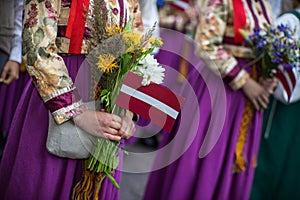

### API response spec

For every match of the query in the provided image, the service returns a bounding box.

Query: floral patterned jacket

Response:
[195,0,273,90]
[22,0,142,124]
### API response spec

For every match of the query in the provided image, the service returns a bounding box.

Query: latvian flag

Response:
[116,72,184,133]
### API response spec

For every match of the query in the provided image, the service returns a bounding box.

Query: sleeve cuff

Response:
[228,69,250,90]
[51,101,87,124]
[45,88,86,124]
[9,41,22,64]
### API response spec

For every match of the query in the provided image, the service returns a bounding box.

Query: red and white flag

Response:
[116,72,184,133]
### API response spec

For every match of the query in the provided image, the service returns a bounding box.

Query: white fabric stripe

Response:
[120,85,179,119]
[223,58,238,76]
[52,100,83,117]
[171,1,190,10]
[43,85,76,102]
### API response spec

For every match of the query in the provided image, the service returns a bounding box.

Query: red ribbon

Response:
[276,70,292,101]
[66,0,90,54]
[232,0,247,44]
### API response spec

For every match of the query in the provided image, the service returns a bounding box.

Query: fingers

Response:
[259,77,278,94]
[110,119,122,130]
[98,113,121,134]
[252,91,269,111]
[268,79,278,94]
[118,117,136,139]
[94,111,136,140]
[0,67,8,83]
[256,97,267,110]
[248,91,269,111]
[103,133,122,141]
[105,113,136,139]
[258,92,269,109]
[251,98,260,111]
[119,125,135,139]
[0,62,19,85]
[3,72,19,85]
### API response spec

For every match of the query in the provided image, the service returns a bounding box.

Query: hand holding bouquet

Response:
[240,24,300,78]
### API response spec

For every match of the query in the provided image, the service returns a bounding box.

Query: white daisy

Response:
[136,54,165,86]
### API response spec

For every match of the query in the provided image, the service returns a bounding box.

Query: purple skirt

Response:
[0,55,122,200]
[0,71,30,133]
[143,52,263,199]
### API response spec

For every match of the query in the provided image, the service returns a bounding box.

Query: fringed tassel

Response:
[233,99,253,172]
[177,38,190,83]
[178,57,188,83]
[92,173,104,200]
[72,160,104,200]
[233,64,258,173]
[252,154,257,168]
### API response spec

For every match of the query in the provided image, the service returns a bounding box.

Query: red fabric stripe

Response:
[123,72,184,111]
[276,70,291,101]
[223,36,236,45]
[232,0,247,44]
[287,69,296,88]
[116,92,175,133]
[45,90,81,113]
[65,0,77,38]
[223,64,241,84]
[68,0,90,54]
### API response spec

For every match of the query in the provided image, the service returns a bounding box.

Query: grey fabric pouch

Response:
[46,101,98,159]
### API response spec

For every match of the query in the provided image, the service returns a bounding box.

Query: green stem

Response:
[243,53,264,69]
[105,171,120,189]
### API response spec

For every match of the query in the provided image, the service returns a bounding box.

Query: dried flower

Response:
[97,54,118,73]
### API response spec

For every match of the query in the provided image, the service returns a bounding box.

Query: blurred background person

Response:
[144,0,277,199]
[250,0,300,199]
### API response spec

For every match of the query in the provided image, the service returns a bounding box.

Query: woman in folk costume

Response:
[251,1,300,199]
[144,0,276,199]
[0,0,141,199]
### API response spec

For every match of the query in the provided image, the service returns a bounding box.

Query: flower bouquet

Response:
[240,24,300,78]
[72,1,164,199]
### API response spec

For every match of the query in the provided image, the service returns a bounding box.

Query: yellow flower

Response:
[124,32,141,52]
[97,54,118,73]
[149,37,163,47]
[157,38,163,46]
[106,25,123,36]
[149,37,156,44]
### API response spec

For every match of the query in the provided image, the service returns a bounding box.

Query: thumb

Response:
[0,66,8,82]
